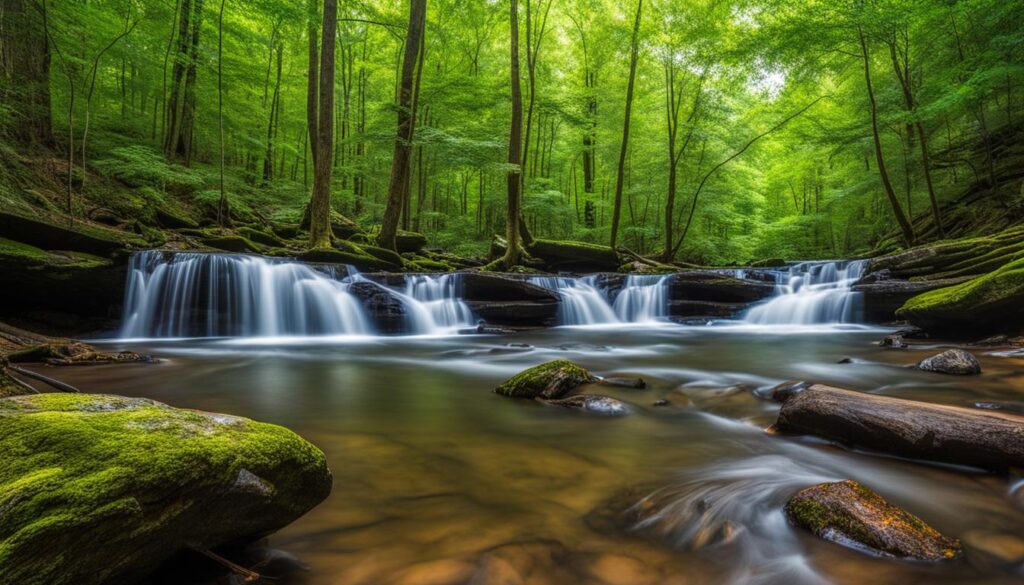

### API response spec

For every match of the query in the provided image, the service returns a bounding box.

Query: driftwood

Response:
[7,365,82,394]
[773,384,1024,472]
[187,546,262,583]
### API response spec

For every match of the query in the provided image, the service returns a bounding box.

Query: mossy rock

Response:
[527,238,621,272]
[0,393,332,585]
[786,480,961,561]
[359,244,404,268]
[296,247,397,272]
[271,223,301,240]
[395,230,427,253]
[0,210,146,257]
[154,207,198,230]
[896,255,1024,335]
[0,238,112,271]
[237,227,287,248]
[494,359,597,399]
[201,235,262,254]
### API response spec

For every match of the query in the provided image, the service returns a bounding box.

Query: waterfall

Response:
[120,251,372,338]
[530,276,620,325]
[742,260,867,325]
[399,273,477,334]
[612,275,671,322]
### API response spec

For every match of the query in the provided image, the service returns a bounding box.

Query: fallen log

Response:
[7,365,81,394]
[772,384,1024,473]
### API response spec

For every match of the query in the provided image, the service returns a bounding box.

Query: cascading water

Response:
[612,274,672,322]
[120,251,372,338]
[742,260,867,325]
[529,276,621,325]
[398,273,476,334]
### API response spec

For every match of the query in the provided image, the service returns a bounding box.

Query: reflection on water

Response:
[55,325,1024,584]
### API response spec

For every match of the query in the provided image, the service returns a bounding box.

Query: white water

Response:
[120,251,372,338]
[399,273,477,334]
[530,276,621,325]
[742,260,867,325]
[613,274,672,322]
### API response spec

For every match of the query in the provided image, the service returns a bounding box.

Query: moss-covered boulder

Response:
[494,359,597,399]
[896,256,1024,335]
[201,235,263,254]
[237,226,287,249]
[527,238,621,272]
[0,210,146,256]
[395,230,427,253]
[297,245,400,272]
[786,480,961,561]
[0,393,332,585]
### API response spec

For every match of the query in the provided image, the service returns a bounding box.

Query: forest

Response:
[1,1,1024,584]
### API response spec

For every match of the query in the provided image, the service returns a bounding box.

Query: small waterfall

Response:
[400,273,476,334]
[742,260,867,325]
[613,275,671,322]
[120,251,372,338]
[530,276,620,325]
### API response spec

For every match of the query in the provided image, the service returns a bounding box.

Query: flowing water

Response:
[743,261,868,325]
[68,253,1024,583]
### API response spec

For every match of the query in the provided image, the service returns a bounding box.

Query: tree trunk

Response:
[501,0,524,268]
[308,0,338,249]
[378,0,427,251]
[263,43,282,183]
[860,28,914,245]
[306,0,319,167]
[609,0,642,249]
[164,0,192,157]
[1,0,52,146]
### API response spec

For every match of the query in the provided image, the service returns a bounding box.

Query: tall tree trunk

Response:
[164,0,192,156]
[1,0,53,146]
[306,0,320,168]
[308,0,338,249]
[609,0,642,249]
[501,0,524,267]
[216,0,228,225]
[859,28,914,245]
[378,0,427,251]
[155,0,181,139]
[263,43,282,183]
[179,0,203,165]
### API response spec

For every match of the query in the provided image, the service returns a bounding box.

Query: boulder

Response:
[854,277,973,323]
[786,480,961,561]
[878,334,906,348]
[526,239,621,272]
[201,235,261,254]
[466,300,559,328]
[395,230,427,253]
[7,341,151,365]
[896,256,1024,336]
[773,384,1024,472]
[542,394,631,416]
[296,247,398,272]
[668,300,747,320]
[916,349,982,375]
[461,272,560,303]
[668,271,775,304]
[347,281,407,334]
[237,227,287,249]
[0,210,146,257]
[155,207,198,230]
[494,359,597,399]
[0,393,331,585]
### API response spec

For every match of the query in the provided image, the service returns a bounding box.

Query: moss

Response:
[359,244,404,267]
[0,238,112,271]
[0,393,331,585]
[296,247,397,272]
[201,235,263,254]
[494,359,597,399]
[785,480,960,561]
[0,237,51,267]
[896,255,1024,333]
[0,210,147,256]
[237,226,287,248]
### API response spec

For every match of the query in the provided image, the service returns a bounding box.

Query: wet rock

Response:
[237,227,286,248]
[878,334,907,348]
[202,235,261,254]
[527,238,621,272]
[7,341,153,365]
[542,394,630,416]
[296,246,398,272]
[347,281,407,334]
[757,380,811,403]
[773,384,1024,472]
[916,349,982,375]
[854,278,971,323]
[598,376,646,389]
[785,480,961,561]
[466,300,559,328]
[494,359,597,399]
[652,399,670,407]
[668,271,775,304]
[837,357,854,364]
[0,393,332,585]
[461,273,559,303]
[667,300,747,320]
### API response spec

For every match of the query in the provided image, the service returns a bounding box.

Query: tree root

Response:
[7,365,81,393]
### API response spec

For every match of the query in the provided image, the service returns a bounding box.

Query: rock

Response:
[757,380,811,403]
[837,357,853,364]
[652,399,670,407]
[296,247,398,272]
[526,238,621,272]
[749,258,786,268]
[347,281,407,334]
[878,334,906,348]
[896,256,1024,336]
[668,271,775,304]
[542,394,631,416]
[7,341,152,365]
[155,207,198,230]
[916,349,982,375]
[466,300,559,328]
[494,359,597,399]
[461,273,559,303]
[598,376,646,389]
[395,230,427,253]
[773,384,1024,472]
[202,235,262,254]
[0,393,331,585]
[785,480,961,561]
[237,227,287,248]
[0,209,146,256]
[854,278,972,323]
[667,300,747,319]
[271,223,301,240]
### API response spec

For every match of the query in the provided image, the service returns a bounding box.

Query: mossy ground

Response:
[0,393,331,585]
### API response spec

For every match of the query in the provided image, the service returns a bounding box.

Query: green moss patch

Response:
[494,359,597,399]
[0,393,331,585]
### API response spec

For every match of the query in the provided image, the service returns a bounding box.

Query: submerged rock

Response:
[543,394,631,416]
[598,376,646,389]
[7,341,152,365]
[786,480,961,561]
[494,359,597,399]
[0,393,332,585]
[878,334,907,349]
[916,348,982,375]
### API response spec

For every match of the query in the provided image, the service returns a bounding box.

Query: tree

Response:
[379,0,427,251]
[308,0,338,249]
[0,0,52,146]
[164,0,204,163]
[609,0,643,249]
[500,0,524,268]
